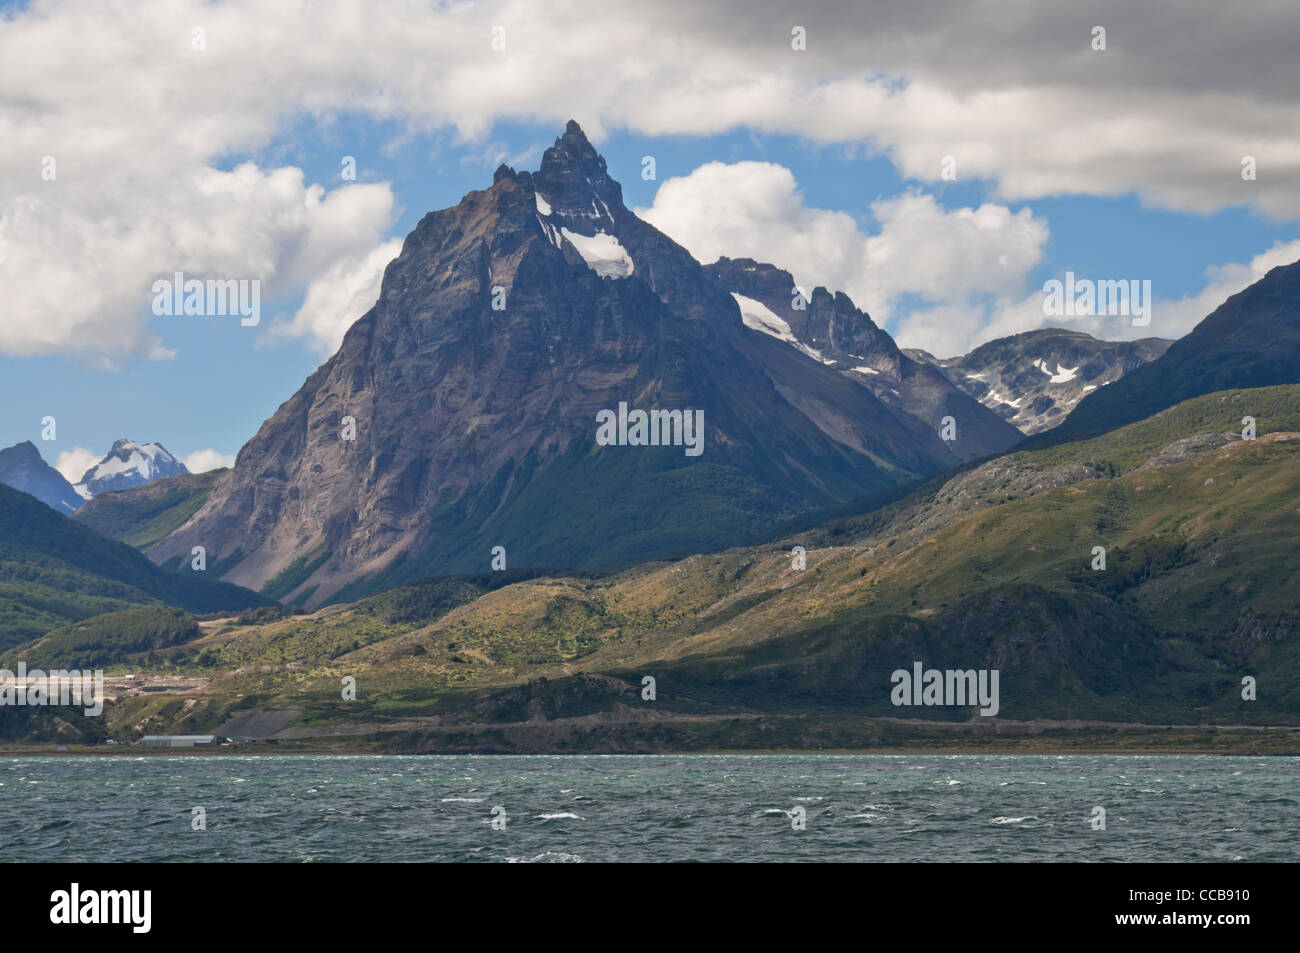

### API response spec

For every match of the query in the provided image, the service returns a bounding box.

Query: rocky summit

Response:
[0,440,83,514]
[905,329,1172,435]
[708,257,1024,447]
[147,121,1023,606]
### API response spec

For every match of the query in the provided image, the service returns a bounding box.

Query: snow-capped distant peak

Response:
[75,439,188,499]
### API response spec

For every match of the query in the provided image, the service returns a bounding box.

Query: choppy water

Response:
[1,754,1295,862]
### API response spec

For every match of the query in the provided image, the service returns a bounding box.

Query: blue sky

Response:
[3,0,1298,478]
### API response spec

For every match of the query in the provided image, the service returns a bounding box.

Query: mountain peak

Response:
[534,119,621,220]
[0,439,82,514]
[104,438,178,460]
[557,118,592,149]
[142,120,1024,606]
[76,439,187,497]
[540,119,601,172]
[1053,254,1300,438]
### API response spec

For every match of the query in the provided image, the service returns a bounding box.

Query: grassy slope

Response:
[7,606,201,669]
[71,470,222,552]
[325,433,907,605]
[0,482,272,650]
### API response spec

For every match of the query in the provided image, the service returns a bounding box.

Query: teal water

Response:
[1,754,1295,862]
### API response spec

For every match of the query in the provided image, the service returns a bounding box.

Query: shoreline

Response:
[6,739,1299,758]
[10,713,1299,758]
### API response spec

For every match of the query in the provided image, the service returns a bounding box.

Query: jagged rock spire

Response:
[533,119,623,222]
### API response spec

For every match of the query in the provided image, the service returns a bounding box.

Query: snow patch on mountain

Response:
[560,228,634,278]
[731,292,835,364]
[732,292,797,342]
[537,215,562,248]
[1034,358,1079,383]
[987,389,1023,409]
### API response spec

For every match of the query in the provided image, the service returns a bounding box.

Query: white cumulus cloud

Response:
[640,160,1300,356]
[182,449,236,473]
[0,162,396,361]
[638,161,1051,355]
[273,239,403,354]
[1153,238,1300,339]
[54,447,100,485]
[4,0,1300,361]
[638,161,865,297]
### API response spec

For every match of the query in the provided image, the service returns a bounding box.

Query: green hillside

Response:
[46,384,1297,750]
[71,470,223,551]
[0,482,272,650]
[9,606,201,669]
